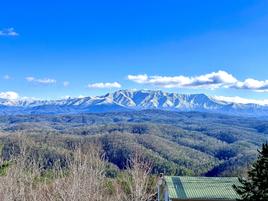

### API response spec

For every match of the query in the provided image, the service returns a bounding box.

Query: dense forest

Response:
[0,110,267,177]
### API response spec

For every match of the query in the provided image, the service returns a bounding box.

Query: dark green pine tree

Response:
[233,142,268,201]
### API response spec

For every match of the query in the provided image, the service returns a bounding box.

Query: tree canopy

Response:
[233,142,268,201]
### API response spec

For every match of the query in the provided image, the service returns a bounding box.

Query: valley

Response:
[1,110,267,177]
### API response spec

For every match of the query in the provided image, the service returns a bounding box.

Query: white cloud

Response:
[128,70,268,92]
[26,77,35,82]
[0,28,19,36]
[0,91,19,100]
[127,74,149,84]
[63,81,70,87]
[87,82,122,89]
[3,75,11,80]
[233,78,268,92]
[214,96,268,106]
[0,92,39,101]
[128,71,237,89]
[26,76,57,85]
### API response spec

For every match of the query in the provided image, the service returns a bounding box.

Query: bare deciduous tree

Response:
[119,151,156,201]
[0,135,157,201]
[0,136,119,201]
[47,145,110,201]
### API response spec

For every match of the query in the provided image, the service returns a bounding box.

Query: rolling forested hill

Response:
[0,110,267,177]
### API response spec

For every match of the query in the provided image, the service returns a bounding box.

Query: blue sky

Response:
[1,0,268,101]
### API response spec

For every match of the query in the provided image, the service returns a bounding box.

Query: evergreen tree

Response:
[233,142,268,201]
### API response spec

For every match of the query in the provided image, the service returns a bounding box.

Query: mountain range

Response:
[1,90,268,116]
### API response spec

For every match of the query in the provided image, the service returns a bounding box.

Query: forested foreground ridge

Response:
[0,110,268,177]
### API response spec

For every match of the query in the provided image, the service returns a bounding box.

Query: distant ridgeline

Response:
[1,90,268,116]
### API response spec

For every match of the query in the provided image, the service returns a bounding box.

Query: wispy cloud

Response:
[3,75,11,80]
[213,96,268,106]
[0,91,19,100]
[0,28,19,36]
[26,77,57,85]
[63,81,70,87]
[87,82,122,89]
[128,70,268,92]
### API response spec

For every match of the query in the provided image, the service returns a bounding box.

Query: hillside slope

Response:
[0,110,267,176]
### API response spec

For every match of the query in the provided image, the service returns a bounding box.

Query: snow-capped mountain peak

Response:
[0,89,268,116]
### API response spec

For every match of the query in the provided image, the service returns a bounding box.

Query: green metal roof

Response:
[165,176,240,200]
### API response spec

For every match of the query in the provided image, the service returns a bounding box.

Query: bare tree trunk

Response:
[119,151,156,201]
